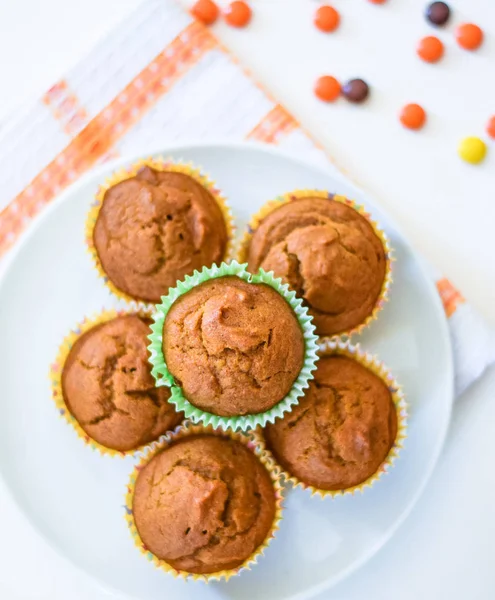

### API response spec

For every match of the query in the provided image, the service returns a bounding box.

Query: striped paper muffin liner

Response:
[237,189,393,339]
[147,260,320,431]
[124,421,284,582]
[49,305,182,458]
[85,157,235,303]
[254,338,408,499]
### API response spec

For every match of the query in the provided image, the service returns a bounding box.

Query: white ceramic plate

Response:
[0,142,453,600]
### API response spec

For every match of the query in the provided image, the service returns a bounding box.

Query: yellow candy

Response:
[458,136,487,164]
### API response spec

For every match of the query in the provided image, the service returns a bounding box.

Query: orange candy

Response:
[314,76,341,102]
[456,23,484,50]
[400,103,427,130]
[487,116,495,140]
[417,36,444,63]
[368,0,387,4]
[314,6,340,32]
[191,0,219,25]
[224,1,252,28]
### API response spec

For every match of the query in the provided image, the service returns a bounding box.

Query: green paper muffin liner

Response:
[148,260,320,431]
[49,305,181,458]
[237,189,393,339]
[124,421,284,582]
[254,338,408,498]
[85,157,235,303]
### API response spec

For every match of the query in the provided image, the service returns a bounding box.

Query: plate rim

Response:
[0,140,454,600]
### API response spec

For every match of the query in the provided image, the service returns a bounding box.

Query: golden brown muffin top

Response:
[62,315,182,452]
[163,276,305,417]
[247,196,386,336]
[264,355,397,490]
[133,434,276,574]
[93,166,228,303]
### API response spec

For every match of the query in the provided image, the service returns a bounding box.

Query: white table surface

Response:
[0,0,494,599]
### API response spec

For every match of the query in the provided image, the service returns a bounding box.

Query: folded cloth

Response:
[0,0,492,395]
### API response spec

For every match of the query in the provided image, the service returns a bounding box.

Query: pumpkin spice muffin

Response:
[246,194,388,337]
[264,354,398,491]
[163,276,305,417]
[132,433,277,574]
[61,314,182,452]
[92,165,229,303]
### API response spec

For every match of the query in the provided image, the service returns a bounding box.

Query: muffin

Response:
[163,275,305,417]
[92,164,229,303]
[61,314,182,452]
[245,194,388,337]
[132,433,277,575]
[264,353,398,491]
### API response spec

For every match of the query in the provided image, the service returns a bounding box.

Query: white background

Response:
[0,0,494,599]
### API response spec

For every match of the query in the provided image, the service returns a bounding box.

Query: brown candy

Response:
[342,79,369,103]
[425,2,450,27]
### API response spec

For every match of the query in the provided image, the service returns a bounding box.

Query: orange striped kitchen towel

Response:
[0,0,492,394]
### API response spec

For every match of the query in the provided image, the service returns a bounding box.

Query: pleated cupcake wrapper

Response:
[124,421,284,582]
[49,305,163,458]
[237,189,393,339]
[85,157,235,303]
[254,338,408,499]
[148,260,320,431]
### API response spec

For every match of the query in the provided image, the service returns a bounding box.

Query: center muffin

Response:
[163,276,305,416]
[62,314,183,452]
[93,165,228,303]
[246,196,387,336]
[132,434,276,574]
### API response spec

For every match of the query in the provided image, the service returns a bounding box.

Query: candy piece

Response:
[342,79,369,103]
[314,76,341,102]
[314,6,340,32]
[368,0,387,4]
[191,0,219,25]
[486,116,495,140]
[425,2,450,26]
[456,23,483,50]
[417,36,444,63]
[224,1,252,27]
[400,103,427,130]
[458,137,487,164]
